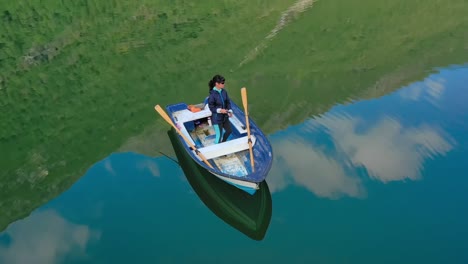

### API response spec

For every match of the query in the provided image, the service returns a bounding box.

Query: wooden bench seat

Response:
[195,135,257,160]
[173,108,212,123]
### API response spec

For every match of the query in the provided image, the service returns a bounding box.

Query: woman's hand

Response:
[220,109,232,116]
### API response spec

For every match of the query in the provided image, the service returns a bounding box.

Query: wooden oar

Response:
[241,87,255,172]
[154,105,214,169]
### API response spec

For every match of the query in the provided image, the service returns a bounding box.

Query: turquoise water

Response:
[2,1,468,262]
[1,65,467,263]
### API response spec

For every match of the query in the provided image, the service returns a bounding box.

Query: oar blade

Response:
[241,87,248,112]
[155,105,177,130]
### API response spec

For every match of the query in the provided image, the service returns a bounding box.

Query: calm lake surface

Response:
[1,1,468,263]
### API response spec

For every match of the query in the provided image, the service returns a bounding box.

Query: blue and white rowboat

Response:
[155,91,273,195]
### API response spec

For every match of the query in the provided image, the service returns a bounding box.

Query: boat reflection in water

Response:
[168,128,272,241]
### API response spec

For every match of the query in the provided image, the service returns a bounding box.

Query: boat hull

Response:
[168,129,272,240]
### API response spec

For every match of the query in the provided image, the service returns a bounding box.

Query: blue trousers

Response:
[214,119,232,144]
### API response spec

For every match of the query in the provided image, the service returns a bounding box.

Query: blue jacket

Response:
[208,88,232,125]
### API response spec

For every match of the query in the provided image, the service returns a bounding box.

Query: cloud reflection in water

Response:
[268,73,456,199]
[0,210,99,264]
[315,115,454,183]
[269,135,365,199]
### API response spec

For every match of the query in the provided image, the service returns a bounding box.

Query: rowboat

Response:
[167,128,272,240]
[155,88,273,195]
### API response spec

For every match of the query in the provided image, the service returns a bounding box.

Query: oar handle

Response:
[154,105,214,169]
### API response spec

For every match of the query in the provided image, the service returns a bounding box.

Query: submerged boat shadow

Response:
[168,128,272,241]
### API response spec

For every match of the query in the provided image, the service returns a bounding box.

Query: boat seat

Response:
[173,108,211,123]
[196,135,256,160]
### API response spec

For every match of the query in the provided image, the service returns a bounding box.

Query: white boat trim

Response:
[174,123,196,146]
[212,172,260,190]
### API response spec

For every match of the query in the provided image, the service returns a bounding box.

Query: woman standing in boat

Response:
[208,74,233,144]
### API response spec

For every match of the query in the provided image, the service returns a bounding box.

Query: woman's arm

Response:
[224,90,232,111]
[208,93,217,113]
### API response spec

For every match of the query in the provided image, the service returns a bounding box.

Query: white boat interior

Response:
[172,103,256,177]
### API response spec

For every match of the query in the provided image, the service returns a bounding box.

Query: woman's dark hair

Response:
[208,74,225,91]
